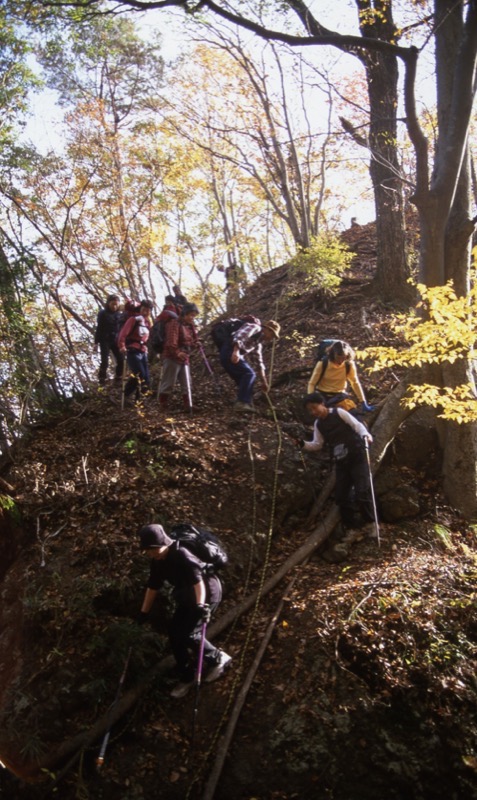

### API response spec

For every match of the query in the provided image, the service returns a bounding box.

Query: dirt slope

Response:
[1,234,477,800]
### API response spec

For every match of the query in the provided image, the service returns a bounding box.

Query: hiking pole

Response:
[364,439,381,548]
[96,646,132,770]
[197,341,221,394]
[190,605,211,758]
[183,362,193,414]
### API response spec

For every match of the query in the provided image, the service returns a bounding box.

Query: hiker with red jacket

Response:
[93,294,124,385]
[307,340,372,412]
[118,299,153,401]
[158,302,200,411]
[219,318,280,412]
[136,524,231,698]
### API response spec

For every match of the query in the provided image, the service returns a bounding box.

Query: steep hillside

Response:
[1,239,477,800]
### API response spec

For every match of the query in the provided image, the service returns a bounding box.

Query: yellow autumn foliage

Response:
[358,258,477,422]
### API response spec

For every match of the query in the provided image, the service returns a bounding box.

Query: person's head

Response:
[303,392,329,419]
[181,302,199,324]
[328,340,354,365]
[139,299,153,318]
[261,320,281,343]
[164,295,176,304]
[139,524,173,559]
[105,294,120,312]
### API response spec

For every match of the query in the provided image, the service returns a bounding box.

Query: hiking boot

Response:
[170,680,194,698]
[233,401,254,413]
[204,651,232,683]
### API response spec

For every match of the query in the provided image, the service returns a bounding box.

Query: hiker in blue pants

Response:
[219,319,280,412]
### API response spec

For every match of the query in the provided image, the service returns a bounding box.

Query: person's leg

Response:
[351,451,375,523]
[110,341,124,380]
[219,345,256,404]
[158,359,182,407]
[124,349,141,397]
[137,352,150,394]
[334,460,357,529]
[98,340,109,385]
[178,364,193,410]
[169,607,197,682]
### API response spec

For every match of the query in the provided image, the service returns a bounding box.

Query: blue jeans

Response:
[125,349,150,396]
[220,343,256,404]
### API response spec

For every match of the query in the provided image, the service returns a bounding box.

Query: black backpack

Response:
[150,310,178,354]
[169,523,228,573]
[211,314,260,349]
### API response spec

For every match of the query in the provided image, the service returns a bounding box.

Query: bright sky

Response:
[22,1,437,229]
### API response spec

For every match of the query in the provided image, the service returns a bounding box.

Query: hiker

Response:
[149,297,180,361]
[307,340,373,412]
[172,284,187,310]
[300,392,375,534]
[136,524,231,698]
[219,318,280,412]
[118,299,153,401]
[157,302,200,411]
[93,294,124,385]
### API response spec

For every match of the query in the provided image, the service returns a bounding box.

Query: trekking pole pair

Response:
[364,439,380,547]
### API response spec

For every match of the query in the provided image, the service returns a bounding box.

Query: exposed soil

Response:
[1,222,477,800]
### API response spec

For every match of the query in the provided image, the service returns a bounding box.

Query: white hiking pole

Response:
[183,363,193,414]
[364,439,380,547]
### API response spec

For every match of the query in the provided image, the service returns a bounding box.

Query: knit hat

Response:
[139,524,173,550]
[262,320,280,339]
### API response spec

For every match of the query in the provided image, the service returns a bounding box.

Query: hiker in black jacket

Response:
[300,392,374,532]
[93,294,124,385]
[137,524,231,698]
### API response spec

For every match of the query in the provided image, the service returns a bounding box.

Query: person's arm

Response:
[302,421,325,452]
[336,407,373,441]
[307,361,324,394]
[140,587,158,614]
[117,317,133,353]
[193,580,207,605]
[347,361,366,403]
[94,310,103,348]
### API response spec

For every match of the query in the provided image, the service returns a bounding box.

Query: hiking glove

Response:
[197,603,211,623]
[136,611,149,626]
[361,402,375,413]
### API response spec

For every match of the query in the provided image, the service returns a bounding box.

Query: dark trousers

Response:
[124,349,150,397]
[169,603,220,682]
[99,340,124,384]
[219,343,256,404]
[335,448,374,529]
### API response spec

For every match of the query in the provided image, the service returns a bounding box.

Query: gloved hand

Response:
[197,603,211,623]
[361,401,375,413]
[135,611,149,626]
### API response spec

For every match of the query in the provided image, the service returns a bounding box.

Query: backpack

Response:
[169,523,228,573]
[315,339,351,382]
[149,310,178,354]
[211,314,261,349]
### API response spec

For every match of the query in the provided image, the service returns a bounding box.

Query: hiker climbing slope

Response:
[216,317,280,412]
[93,294,124,386]
[307,340,373,412]
[136,524,231,698]
[118,299,153,402]
[157,302,200,412]
[300,392,375,535]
